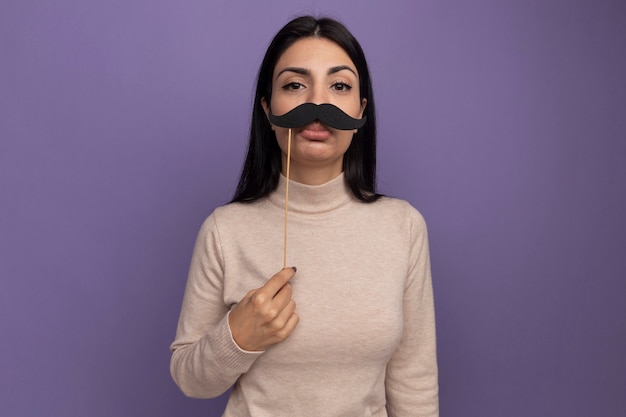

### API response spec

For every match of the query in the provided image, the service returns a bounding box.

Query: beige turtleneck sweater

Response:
[170,174,438,416]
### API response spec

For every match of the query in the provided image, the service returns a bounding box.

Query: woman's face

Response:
[262,37,366,184]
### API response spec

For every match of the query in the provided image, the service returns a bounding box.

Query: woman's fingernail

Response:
[291,266,297,273]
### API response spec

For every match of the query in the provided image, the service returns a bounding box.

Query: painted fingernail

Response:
[291,266,297,273]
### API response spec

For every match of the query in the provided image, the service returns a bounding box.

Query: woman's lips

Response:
[299,122,331,140]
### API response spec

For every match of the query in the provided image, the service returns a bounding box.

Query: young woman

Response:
[170,16,439,417]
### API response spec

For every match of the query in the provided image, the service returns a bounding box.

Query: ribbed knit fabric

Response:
[170,174,439,417]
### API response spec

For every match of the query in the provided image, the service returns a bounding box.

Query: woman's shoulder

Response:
[370,195,428,230]
[375,195,426,218]
[213,200,264,216]
[199,199,270,230]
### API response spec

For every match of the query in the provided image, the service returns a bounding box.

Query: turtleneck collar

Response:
[267,173,354,215]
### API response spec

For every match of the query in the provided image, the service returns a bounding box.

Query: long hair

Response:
[232,16,380,203]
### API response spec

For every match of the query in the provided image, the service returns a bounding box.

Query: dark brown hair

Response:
[232,16,380,203]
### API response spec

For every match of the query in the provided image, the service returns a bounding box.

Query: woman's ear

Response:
[353,98,367,133]
[261,97,270,118]
[261,97,275,130]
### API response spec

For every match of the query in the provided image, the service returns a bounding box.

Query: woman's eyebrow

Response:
[328,65,357,77]
[276,67,309,78]
[276,65,357,79]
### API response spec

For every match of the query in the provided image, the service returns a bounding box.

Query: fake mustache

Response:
[268,103,367,130]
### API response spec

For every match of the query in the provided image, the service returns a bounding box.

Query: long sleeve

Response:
[169,213,263,398]
[385,209,439,416]
[169,176,439,416]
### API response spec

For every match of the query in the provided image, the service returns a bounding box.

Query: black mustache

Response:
[268,103,366,130]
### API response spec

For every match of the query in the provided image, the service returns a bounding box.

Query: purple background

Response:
[2,1,625,416]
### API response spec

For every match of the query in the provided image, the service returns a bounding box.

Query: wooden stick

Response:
[283,128,292,268]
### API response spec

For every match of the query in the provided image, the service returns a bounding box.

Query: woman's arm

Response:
[170,213,299,398]
[385,209,439,416]
[170,214,262,398]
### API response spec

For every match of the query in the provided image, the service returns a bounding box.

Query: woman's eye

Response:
[332,82,352,91]
[282,82,304,90]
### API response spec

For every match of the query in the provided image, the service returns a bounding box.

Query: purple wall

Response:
[1,1,625,416]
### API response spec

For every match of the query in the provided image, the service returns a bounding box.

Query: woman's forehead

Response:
[273,37,357,77]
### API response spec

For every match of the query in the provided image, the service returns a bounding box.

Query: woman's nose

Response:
[306,85,329,104]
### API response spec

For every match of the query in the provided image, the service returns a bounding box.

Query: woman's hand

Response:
[228,267,299,351]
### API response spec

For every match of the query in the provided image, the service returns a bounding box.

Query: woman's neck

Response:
[281,160,343,186]
[269,172,352,215]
